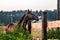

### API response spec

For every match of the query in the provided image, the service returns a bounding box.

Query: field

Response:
[30,20,60,40]
[0,20,60,40]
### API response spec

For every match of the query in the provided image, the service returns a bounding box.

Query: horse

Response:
[0,10,39,33]
[0,23,14,32]
[18,10,39,33]
[7,23,14,31]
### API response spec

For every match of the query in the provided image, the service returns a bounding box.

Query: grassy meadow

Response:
[0,21,60,40]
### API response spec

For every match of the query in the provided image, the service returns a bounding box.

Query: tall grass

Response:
[47,28,60,39]
[0,26,32,40]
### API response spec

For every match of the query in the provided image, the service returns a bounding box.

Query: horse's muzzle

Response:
[36,19,39,21]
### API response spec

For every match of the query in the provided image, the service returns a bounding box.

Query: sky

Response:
[0,0,57,11]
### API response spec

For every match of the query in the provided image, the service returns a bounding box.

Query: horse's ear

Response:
[27,9,31,14]
[28,9,29,12]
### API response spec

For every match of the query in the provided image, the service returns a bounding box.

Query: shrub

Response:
[0,26,32,40]
[47,28,60,39]
[0,23,5,26]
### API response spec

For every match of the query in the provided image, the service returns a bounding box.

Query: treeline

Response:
[0,9,57,25]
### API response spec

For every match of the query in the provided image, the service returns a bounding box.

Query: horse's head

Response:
[18,10,39,27]
[27,10,39,21]
[8,23,14,28]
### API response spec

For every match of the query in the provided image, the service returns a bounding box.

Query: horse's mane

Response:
[18,10,32,24]
[18,14,26,24]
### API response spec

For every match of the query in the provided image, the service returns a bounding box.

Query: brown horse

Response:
[0,10,39,32]
[7,23,14,31]
[0,23,14,32]
[18,10,39,32]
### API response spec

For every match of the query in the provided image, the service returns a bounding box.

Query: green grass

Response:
[0,26,32,40]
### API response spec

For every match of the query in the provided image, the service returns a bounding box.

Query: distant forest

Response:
[0,10,57,25]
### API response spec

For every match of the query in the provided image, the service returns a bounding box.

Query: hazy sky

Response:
[0,0,57,11]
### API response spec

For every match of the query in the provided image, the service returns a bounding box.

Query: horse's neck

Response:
[18,14,27,27]
[22,19,28,26]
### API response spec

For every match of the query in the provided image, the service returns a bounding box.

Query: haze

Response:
[0,0,57,11]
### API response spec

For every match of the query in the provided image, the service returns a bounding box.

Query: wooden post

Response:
[28,20,31,34]
[42,12,47,40]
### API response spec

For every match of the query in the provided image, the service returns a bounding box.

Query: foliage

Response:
[0,26,32,40]
[47,28,60,39]
[0,10,57,25]
[0,23,5,26]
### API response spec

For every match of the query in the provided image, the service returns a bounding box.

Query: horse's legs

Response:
[28,20,31,34]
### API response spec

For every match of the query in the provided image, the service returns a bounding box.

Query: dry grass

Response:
[0,20,60,40]
[31,20,60,40]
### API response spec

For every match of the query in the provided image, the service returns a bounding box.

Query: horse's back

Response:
[0,26,8,31]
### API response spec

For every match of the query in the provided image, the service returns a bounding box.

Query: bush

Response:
[0,23,5,26]
[47,28,60,39]
[0,26,32,40]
